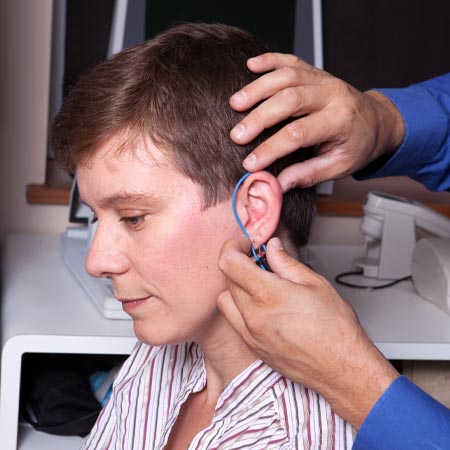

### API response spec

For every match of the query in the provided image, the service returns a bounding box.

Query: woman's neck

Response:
[195,312,258,402]
[194,229,298,401]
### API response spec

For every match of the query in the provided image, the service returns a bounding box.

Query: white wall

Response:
[309,216,363,245]
[0,0,69,241]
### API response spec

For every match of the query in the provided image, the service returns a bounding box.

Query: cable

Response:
[335,270,411,290]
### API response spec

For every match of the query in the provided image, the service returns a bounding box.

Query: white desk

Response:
[0,234,137,450]
[307,244,450,360]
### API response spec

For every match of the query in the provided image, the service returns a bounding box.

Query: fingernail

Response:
[231,124,246,140]
[270,238,285,250]
[280,180,296,193]
[230,91,247,105]
[248,55,263,65]
[243,153,257,169]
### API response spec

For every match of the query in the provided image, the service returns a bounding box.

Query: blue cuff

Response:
[353,376,450,450]
[353,85,449,191]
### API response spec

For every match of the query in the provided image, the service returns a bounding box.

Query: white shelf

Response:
[17,423,85,450]
[307,244,450,360]
[1,233,135,340]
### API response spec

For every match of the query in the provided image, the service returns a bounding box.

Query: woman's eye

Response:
[121,215,145,228]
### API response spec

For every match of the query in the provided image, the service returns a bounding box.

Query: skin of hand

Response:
[229,53,406,191]
[217,237,400,429]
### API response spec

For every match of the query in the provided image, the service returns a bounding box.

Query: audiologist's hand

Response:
[217,237,399,428]
[229,53,405,190]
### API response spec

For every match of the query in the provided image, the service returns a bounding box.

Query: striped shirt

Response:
[82,341,355,449]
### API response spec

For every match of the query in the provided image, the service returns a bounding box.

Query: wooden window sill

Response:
[26,158,73,205]
[26,184,450,218]
[26,184,71,205]
[28,164,450,218]
[316,195,450,217]
[26,183,366,214]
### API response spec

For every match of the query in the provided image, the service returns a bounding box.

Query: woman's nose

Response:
[85,221,129,278]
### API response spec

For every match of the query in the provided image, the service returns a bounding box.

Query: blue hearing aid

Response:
[232,172,271,271]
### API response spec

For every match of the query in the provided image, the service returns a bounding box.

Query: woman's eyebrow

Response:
[80,192,159,210]
[98,192,159,208]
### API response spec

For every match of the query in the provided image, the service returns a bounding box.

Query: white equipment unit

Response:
[60,179,131,320]
[353,191,450,280]
[412,237,450,314]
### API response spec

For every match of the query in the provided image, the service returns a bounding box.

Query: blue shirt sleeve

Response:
[353,73,450,192]
[353,376,450,449]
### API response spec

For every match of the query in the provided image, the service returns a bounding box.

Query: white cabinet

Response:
[0,234,136,450]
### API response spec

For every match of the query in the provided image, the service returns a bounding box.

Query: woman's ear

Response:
[234,171,283,249]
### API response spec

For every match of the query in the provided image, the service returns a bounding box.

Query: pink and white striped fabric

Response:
[82,342,354,449]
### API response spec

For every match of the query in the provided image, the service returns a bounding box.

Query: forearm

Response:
[363,90,405,159]
[314,324,399,429]
[355,73,450,191]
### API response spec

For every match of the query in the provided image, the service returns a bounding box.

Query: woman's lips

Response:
[118,296,151,313]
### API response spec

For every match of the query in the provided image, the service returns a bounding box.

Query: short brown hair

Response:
[52,23,315,247]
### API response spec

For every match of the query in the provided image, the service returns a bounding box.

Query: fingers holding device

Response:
[217,237,399,428]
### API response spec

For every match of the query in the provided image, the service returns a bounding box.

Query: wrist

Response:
[318,331,400,429]
[365,90,406,158]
